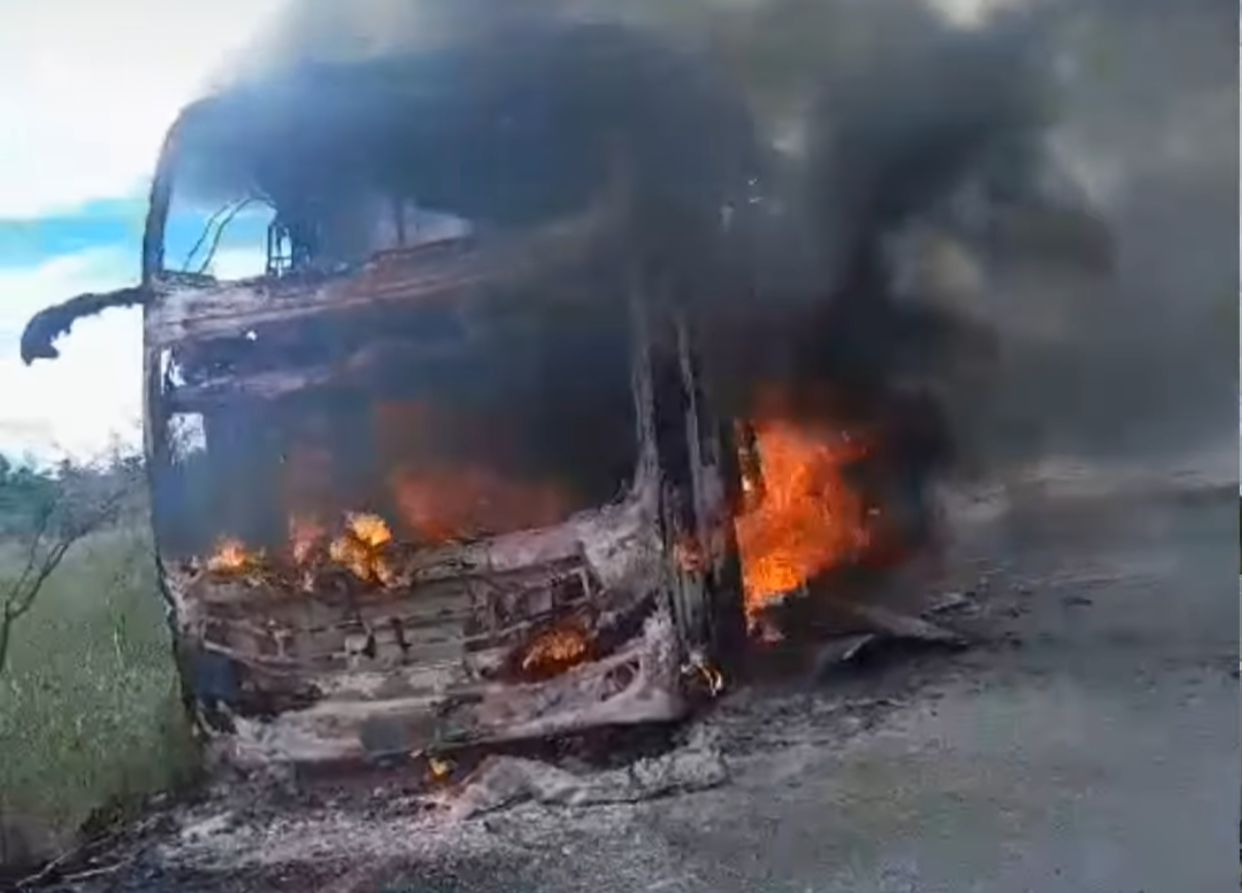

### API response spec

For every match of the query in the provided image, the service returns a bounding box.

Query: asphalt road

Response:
[52,487,1239,892]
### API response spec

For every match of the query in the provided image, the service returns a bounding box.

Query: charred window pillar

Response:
[641,277,745,667]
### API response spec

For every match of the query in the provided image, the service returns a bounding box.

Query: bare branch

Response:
[0,610,13,680]
[0,472,135,674]
[10,500,53,597]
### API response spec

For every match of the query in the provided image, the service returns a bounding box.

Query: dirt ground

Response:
[26,485,1238,893]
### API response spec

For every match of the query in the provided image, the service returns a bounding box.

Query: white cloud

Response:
[206,247,270,281]
[0,250,143,460]
[0,0,288,218]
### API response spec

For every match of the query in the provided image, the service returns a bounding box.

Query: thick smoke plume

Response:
[183,0,1234,507]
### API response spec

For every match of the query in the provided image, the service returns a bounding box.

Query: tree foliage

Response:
[0,456,59,537]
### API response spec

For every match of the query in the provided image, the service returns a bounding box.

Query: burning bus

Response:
[19,22,946,767]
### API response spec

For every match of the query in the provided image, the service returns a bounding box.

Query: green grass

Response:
[0,525,199,847]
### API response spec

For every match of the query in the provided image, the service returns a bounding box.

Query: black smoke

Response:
[173,22,760,250]
[172,0,1234,534]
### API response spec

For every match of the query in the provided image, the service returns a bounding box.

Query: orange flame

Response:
[426,754,455,782]
[345,512,392,548]
[733,417,870,617]
[518,624,592,679]
[329,512,395,584]
[206,536,263,575]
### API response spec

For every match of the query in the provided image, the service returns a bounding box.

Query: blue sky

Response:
[0,0,285,462]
